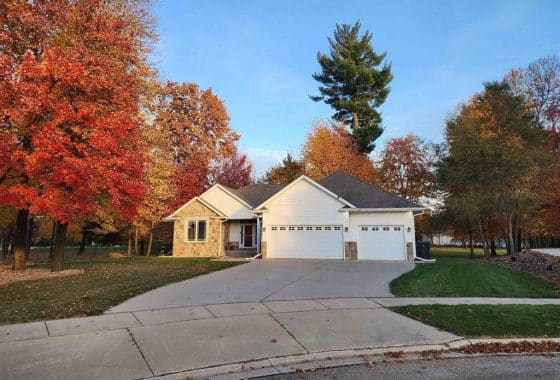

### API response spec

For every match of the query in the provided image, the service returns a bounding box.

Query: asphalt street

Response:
[259,354,560,380]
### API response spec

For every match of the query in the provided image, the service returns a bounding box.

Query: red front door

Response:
[243,225,253,247]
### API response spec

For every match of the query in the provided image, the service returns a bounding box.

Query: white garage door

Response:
[358,225,406,260]
[267,225,343,259]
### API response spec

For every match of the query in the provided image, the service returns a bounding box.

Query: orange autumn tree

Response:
[506,56,560,240]
[302,123,377,183]
[154,81,239,207]
[377,134,434,203]
[0,0,154,271]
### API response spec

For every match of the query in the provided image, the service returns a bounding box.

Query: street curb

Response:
[143,338,560,380]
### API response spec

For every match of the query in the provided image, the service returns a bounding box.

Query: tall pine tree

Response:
[311,21,392,153]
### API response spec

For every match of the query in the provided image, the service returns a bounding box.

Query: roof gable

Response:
[166,196,226,219]
[255,176,355,210]
[319,172,421,209]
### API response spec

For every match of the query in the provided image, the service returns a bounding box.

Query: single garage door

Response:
[267,225,343,259]
[358,225,406,260]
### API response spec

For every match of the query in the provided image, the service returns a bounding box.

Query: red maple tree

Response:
[0,0,153,270]
[213,150,253,189]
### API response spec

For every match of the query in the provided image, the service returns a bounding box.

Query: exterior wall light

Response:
[407,227,412,233]
[344,226,348,232]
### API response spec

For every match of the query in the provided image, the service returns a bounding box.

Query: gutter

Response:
[342,208,425,213]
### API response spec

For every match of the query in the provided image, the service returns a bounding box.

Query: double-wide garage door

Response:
[267,225,343,259]
[358,225,406,260]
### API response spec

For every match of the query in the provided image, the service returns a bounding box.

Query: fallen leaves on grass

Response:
[455,341,560,354]
[0,268,84,287]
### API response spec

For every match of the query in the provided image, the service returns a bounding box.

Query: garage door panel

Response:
[358,225,405,260]
[267,225,343,259]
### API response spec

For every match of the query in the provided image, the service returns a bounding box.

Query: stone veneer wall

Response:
[406,242,414,262]
[173,199,224,257]
[261,242,267,259]
[344,242,357,261]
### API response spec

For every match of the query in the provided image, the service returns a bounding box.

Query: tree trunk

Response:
[52,222,68,272]
[134,226,139,256]
[515,224,523,252]
[147,231,153,257]
[467,223,474,259]
[127,225,132,256]
[12,209,29,271]
[77,227,87,255]
[507,213,516,256]
[490,240,497,256]
[24,215,34,260]
[478,217,489,256]
[352,112,359,130]
[49,221,57,261]
[504,233,511,255]
[2,226,13,262]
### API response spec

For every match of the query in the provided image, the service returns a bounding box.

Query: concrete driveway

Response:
[108,260,415,313]
[2,260,466,380]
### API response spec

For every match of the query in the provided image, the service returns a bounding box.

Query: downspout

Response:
[218,218,227,257]
[256,217,261,254]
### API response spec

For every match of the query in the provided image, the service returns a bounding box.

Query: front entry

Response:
[241,224,255,248]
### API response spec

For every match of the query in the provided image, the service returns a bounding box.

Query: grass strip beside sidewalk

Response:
[392,304,560,338]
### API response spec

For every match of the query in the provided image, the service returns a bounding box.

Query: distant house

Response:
[431,233,454,246]
[165,172,424,261]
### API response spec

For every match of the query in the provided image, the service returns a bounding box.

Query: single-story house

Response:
[165,172,424,261]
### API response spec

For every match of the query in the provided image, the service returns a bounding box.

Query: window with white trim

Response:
[361,226,368,231]
[383,226,390,231]
[186,220,207,242]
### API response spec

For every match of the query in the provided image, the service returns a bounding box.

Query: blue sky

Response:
[152,0,560,175]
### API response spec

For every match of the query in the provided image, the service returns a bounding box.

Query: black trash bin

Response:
[416,240,431,259]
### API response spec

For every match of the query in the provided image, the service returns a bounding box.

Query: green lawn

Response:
[0,257,243,325]
[390,249,559,298]
[392,304,560,337]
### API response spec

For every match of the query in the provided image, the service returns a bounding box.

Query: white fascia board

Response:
[254,175,356,210]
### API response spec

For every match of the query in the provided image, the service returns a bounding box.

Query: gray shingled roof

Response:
[220,172,419,209]
[319,172,420,209]
[224,184,286,207]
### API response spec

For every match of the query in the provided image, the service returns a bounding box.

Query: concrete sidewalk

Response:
[2,296,559,379]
